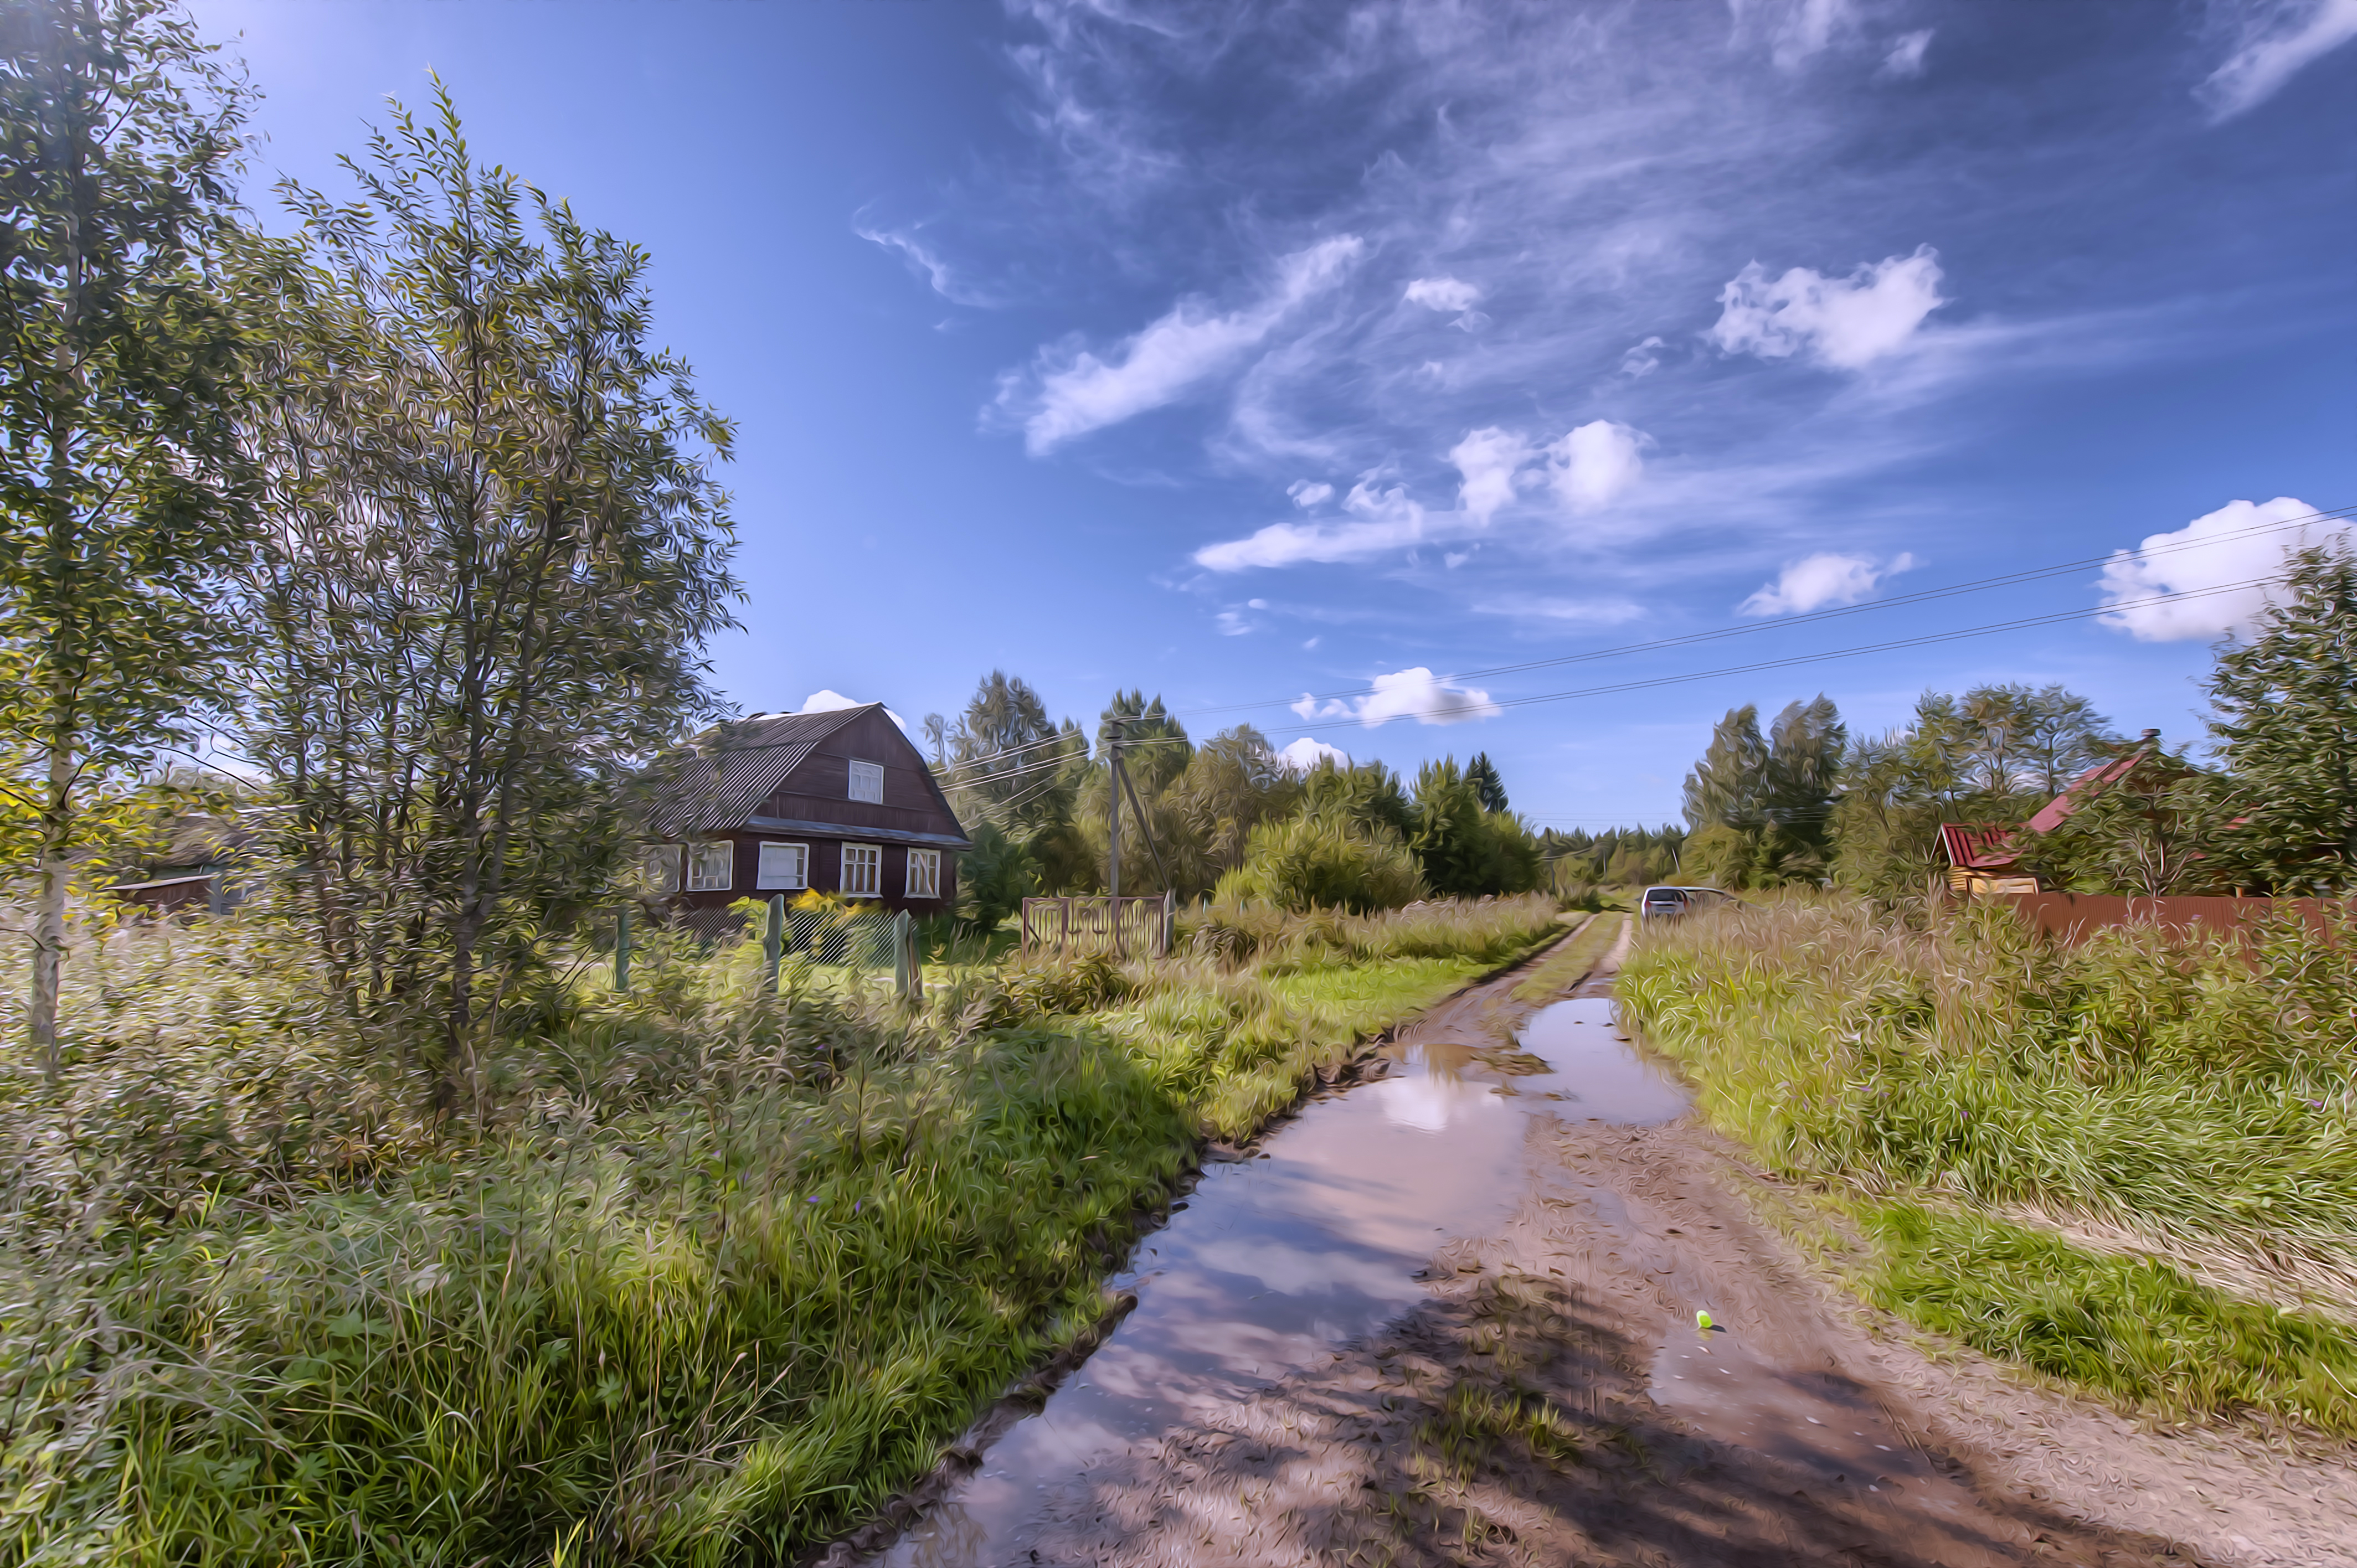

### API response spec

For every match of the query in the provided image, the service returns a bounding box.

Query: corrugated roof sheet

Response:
[1939,823,2019,870]
[644,708,865,839]
[2024,751,2145,834]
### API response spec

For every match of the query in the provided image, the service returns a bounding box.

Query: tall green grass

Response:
[1618,894,2357,1432]
[1,894,1564,1565]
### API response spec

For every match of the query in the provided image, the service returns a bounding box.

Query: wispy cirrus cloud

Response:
[2198,0,2357,121]
[993,235,1363,455]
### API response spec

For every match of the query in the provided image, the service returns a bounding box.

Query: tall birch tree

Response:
[0,0,250,1073]
[239,94,738,1108]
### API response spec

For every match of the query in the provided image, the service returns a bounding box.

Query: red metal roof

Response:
[2024,751,2145,834]
[1938,823,2020,870]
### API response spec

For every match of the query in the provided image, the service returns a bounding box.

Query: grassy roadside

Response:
[1617,894,2357,1437]
[1509,911,1625,1005]
[0,895,1564,1565]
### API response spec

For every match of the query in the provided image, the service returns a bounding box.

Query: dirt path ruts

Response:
[1017,936,2357,1567]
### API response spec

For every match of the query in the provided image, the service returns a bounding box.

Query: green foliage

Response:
[955,819,1039,932]
[1679,697,1844,886]
[1537,822,1683,888]
[1298,757,1416,839]
[238,91,739,1102]
[1211,812,1425,914]
[1619,894,2357,1426]
[2201,543,2357,893]
[2022,742,2223,896]
[1464,751,1508,813]
[1409,757,1542,898]
[0,0,255,1061]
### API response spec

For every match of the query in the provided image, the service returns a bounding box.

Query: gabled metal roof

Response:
[642,708,868,839]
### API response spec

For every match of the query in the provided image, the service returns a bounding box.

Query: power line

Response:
[928,500,2351,770]
[1269,573,2285,735]
[1179,501,2357,722]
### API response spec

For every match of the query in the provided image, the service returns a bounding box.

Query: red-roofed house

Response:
[1939,733,2159,895]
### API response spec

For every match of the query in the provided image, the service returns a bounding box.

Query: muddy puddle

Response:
[878,989,1685,1566]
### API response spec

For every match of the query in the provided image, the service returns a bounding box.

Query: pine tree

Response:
[1465,751,1509,813]
[2204,544,2357,893]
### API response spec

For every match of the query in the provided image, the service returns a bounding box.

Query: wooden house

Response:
[642,705,970,917]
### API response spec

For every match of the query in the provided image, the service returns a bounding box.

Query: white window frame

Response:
[756,841,809,891]
[847,758,884,804]
[686,840,734,892]
[840,842,882,898]
[905,847,941,900]
[639,844,682,895]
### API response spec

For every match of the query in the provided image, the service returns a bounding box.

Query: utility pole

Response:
[1107,715,1123,905]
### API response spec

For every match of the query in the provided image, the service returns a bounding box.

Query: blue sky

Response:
[191,0,2355,830]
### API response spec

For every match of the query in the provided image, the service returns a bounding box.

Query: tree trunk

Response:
[28,741,70,1080]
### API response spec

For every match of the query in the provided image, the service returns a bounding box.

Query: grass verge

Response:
[1617,893,2357,1437]
[1,894,1564,1565]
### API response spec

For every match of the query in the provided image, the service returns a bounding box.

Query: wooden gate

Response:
[1020,893,1174,958]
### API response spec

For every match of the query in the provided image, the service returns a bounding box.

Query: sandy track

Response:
[1010,941,2357,1567]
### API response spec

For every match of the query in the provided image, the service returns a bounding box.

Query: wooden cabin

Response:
[643,704,970,917]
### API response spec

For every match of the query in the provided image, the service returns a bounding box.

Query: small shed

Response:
[642,704,971,917]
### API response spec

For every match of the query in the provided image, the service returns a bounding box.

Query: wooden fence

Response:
[1020,893,1174,959]
[1985,891,2355,945]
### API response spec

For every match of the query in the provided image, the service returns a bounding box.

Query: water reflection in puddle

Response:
[881,994,1690,1567]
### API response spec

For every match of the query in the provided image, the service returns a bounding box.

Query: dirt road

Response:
[867,922,2357,1567]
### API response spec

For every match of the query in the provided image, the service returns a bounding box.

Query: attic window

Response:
[848,759,884,803]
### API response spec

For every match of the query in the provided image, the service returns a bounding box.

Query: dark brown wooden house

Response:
[644,704,970,917]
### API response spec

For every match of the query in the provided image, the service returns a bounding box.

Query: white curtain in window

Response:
[848,760,884,803]
[757,842,808,889]
[905,848,939,899]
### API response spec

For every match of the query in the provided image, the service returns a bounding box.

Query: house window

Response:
[841,843,882,898]
[687,841,734,892]
[905,848,940,899]
[848,759,884,803]
[756,842,809,890]
[639,844,682,894]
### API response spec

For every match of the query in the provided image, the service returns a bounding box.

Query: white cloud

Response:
[1880,29,1933,79]
[1450,426,1532,525]
[999,235,1364,454]
[855,223,971,302]
[2199,0,2357,121]
[1403,276,1483,312]
[1275,736,1352,773]
[800,690,912,733]
[1709,246,1947,370]
[1740,550,1915,616]
[1544,420,1649,513]
[2098,496,2346,641]
[1196,476,1427,571]
[1213,609,1251,635]
[1287,479,1334,508]
[1620,336,1665,376]
[1731,0,1864,70]
[1290,667,1499,729]
[1358,667,1501,726]
[1474,595,1647,626]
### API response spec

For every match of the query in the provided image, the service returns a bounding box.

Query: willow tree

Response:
[0,0,251,1073]
[239,93,737,1107]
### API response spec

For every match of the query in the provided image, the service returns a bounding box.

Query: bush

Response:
[1211,814,1425,913]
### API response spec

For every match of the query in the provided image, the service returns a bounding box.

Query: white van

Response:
[1639,885,1735,920]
